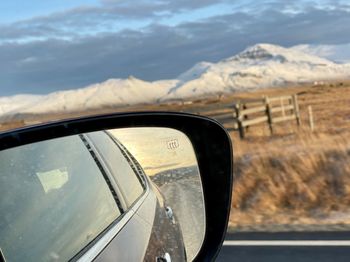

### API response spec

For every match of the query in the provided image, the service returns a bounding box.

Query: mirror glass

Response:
[0,127,205,262]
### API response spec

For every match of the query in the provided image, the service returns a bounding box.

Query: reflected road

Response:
[159,176,205,261]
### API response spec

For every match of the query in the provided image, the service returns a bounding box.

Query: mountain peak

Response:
[234,43,294,63]
[246,43,286,53]
[224,43,332,65]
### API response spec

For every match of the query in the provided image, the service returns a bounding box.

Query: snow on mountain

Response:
[1,43,350,120]
[1,77,174,119]
[164,43,350,100]
[0,94,43,116]
[36,77,173,113]
[177,62,214,82]
[292,43,350,63]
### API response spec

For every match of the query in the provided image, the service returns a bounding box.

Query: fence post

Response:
[235,102,245,139]
[243,103,250,132]
[264,96,273,135]
[292,94,301,126]
[280,97,286,117]
[288,97,294,115]
[308,105,314,132]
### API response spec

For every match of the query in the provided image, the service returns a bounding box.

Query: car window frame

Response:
[79,134,125,213]
[0,134,127,262]
[83,131,148,211]
[75,134,151,261]
[105,131,148,189]
[70,133,151,261]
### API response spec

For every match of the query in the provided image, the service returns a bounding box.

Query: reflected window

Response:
[86,131,145,208]
[0,135,121,262]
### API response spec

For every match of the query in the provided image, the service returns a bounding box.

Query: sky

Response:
[1,0,350,96]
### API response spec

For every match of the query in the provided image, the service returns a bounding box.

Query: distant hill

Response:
[1,43,350,121]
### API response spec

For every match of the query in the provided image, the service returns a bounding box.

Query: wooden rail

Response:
[185,94,301,139]
[186,102,239,129]
[235,94,301,138]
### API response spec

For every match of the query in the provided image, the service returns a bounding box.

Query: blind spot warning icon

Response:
[167,139,179,150]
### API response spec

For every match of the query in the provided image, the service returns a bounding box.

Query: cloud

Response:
[0,0,234,43]
[100,0,228,11]
[1,1,350,96]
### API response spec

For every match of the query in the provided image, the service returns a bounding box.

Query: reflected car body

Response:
[0,131,186,262]
[89,131,187,262]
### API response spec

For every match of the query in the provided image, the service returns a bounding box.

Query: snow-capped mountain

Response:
[0,77,176,118]
[292,43,350,63]
[165,44,350,100]
[0,94,42,117]
[1,43,350,120]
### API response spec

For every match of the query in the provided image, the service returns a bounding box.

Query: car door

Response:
[84,131,167,261]
[0,134,123,261]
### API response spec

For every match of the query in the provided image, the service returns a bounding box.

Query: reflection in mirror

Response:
[109,128,205,261]
[0,127,204,262]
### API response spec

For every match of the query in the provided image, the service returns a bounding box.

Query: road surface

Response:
[216,231,350,262]
[159,176,205,261]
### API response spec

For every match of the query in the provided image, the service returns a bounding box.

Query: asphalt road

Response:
[216,231,350,262]
[160,176,205,261]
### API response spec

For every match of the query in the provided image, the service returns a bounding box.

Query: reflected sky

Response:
[109,128,198,176]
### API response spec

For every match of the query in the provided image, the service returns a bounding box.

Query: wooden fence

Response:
[186,102,239,130]
[235,95,301,138]
[186,94,301,139]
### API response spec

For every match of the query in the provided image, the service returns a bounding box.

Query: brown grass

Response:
[227,82,350,229]
[230,132,350,227]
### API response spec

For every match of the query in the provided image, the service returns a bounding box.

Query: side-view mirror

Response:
[0,112,232,262]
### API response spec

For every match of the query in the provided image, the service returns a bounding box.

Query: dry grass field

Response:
[226,82,350,230]
[1,81,350,231]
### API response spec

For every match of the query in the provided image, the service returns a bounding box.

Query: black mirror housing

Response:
[0,112,233,261]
